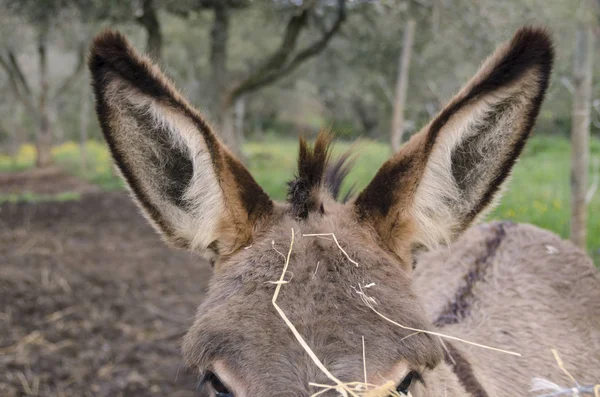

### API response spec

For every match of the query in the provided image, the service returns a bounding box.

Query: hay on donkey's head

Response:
[272,229,522,397]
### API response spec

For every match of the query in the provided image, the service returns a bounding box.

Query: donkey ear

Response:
[355,27,554,254]
[89,30,272,257]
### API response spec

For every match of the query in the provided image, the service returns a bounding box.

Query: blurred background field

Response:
[2,134,600,264]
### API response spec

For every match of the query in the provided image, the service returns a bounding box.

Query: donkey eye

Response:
[203,371,233,397]
[396,370,418,395]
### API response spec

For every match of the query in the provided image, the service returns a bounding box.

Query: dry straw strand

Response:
[272,229,359,397]
[439,338,457,366]
[16,372,33,395]
[530,350,599,397]
[358,293,521,357]
[271,240,286,260]
[302,233,359,266]
[552,349,578,386]
[273,230,405,397]
[362,336,368,386]
[309,382,400,397]
[276,229,520,396]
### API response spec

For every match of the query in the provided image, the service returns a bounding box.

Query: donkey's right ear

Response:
[354,27,553,258]
[89,30,273,258]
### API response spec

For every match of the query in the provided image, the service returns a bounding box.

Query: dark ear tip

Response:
[90,29,130,57]
[510,26,555,69]
[88,29,133,74]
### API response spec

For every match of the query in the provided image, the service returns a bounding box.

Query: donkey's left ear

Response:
[89,30,273,259]
[355,27,554,255]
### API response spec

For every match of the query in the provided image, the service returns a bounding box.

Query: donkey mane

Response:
[287,131,355,218]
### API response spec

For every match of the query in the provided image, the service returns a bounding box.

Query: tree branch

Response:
[166,0,251,17]
[7,50,31,96]
[226,0,346,104]
[0,52,35,114]
[51,41,86,100]
[260,6,314,70]
[0,54,19,94]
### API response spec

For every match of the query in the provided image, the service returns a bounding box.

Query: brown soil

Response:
[0,192,212,396]
[0,167,100,195]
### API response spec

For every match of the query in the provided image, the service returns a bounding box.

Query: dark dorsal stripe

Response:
[433,222,512,326]
[444,342,490,397]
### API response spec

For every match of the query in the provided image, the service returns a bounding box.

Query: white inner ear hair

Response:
[108,79,225,253]
[411,86,530,250]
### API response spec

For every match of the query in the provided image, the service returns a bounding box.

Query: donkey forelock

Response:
[287,131,356,219]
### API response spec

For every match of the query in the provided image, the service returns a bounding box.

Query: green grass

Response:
[2,135,599,263]
[491,136,600,263]
[0,191,81,204]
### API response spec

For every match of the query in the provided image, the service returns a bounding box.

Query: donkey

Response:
[89,27,600,396]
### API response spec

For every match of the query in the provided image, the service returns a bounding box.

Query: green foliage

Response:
[2,135,599,264]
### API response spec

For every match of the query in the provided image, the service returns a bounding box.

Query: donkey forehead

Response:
[183,219,442,381]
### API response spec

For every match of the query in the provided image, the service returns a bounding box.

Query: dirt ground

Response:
[0,167,101,195]
[0,192,212,396]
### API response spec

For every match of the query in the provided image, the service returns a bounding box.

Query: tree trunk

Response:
[7,104,24,168]
[80,77,90,174]
[220,103,240,155]
[0,122,14,166]
[390,20,415,152]
[138,0,162,60]
[204,1,345,157]
[36,27,53,168]
[570,27,594,249]
[210,5,240,154]
[211,5,229,101]
[235,96,246,149]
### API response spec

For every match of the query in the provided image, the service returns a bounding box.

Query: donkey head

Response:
[89,27,553,397]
